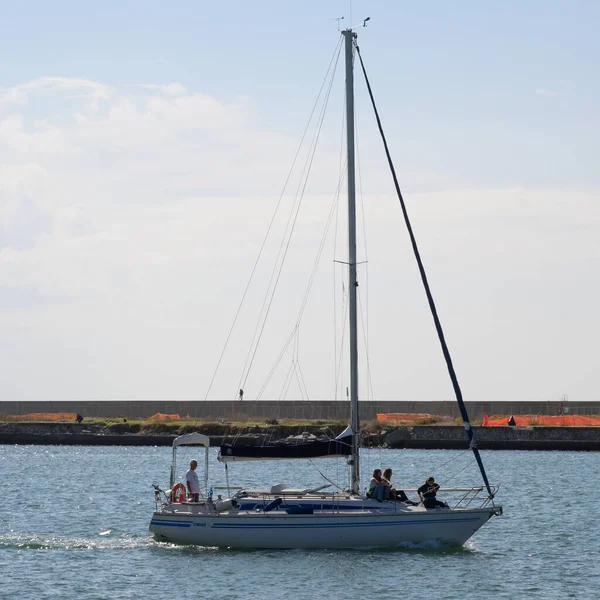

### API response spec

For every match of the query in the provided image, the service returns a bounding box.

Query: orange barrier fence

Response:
[6,413,78,421]
[147,413,181,421]
[483,414,600,427]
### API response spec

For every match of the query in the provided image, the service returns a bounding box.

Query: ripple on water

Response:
[0,533,149,551]
[0,446,598,600]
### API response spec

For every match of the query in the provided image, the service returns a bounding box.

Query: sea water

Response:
[0,445,598,599]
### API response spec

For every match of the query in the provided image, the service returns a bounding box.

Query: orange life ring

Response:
[172,483,187,503]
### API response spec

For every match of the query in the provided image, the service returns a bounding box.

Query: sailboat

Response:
[149,25,502,549]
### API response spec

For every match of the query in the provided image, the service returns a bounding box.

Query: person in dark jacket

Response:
[417,476,449,508]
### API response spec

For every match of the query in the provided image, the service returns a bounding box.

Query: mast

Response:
[343,28,360,495]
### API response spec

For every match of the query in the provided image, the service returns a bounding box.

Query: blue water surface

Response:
[0,445,597,599]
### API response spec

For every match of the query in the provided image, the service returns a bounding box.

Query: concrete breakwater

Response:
[1,422,599,450]
[0,422,349,448]
[386,425,600,451]
[2,399,599,421]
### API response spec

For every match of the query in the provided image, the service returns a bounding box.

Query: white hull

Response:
[150,505,499,549]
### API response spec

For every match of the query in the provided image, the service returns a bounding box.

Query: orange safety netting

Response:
[147,413,181,421]
[377,413,444,423]
[6,413,78,421]
[483,414,600,426]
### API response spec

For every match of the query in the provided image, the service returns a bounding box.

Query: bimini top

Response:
[173,433,210,448]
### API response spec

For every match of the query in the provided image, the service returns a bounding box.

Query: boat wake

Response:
[147,539,478,555]
[0,533,149,551]
[362,539,478,554]
[149,540,221,554]
[0,532,479,554]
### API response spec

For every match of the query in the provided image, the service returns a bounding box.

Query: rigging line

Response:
[229,390,265,443]
[294,324,299,360]
[439,457,477,488]
[287,327,305,400]
[204,36,343,401]
[272,330,298,401]
[252,131,345,400]
[279,352,294,402]
[272,361,286,422]
[337,88,347,200]
[332,260,339,401]
[259,157,345,396]
[257,67,347,403]
[292,363,307,401]
[293,328,310,400]
[256,159,346,400]
[290,327,310,400]
[355,103,368,263]
[291,40,342,206]
[256,329,296,399]
[320,166,350,402]
[363,259,371,398]
[427,448,472,475]
[308,458,345,492]
[293,162,346,329]
[280,361,295,401]
[334,290,350,400]
[237,39,343,398]
[355,102,371,399]
[295,359,310,401]
[333,98,346,401]
[355,44,494,498]
[292,74,332,200]
[333,207,347,401]
[357,288,375,401]
[289,85,346,329]
[239,42,343,395]
[265,416,278,445]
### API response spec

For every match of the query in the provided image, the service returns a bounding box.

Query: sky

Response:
[1,0,599,404]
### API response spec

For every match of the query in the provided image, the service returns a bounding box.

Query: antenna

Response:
[332,16,344,31]
[349,16,372,31]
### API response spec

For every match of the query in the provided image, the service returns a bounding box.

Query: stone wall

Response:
[0,399,598,421]
[2,421,599,450]
[386,425,600,451]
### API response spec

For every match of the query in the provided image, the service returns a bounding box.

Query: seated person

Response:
[382,468,419,506]
[418,476,449,509]
[367,468,390,502]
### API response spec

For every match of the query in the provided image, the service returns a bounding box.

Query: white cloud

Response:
[138,83,186,96]
[0,162,45,225]
[0,77,598,403]
[1,77,113,113]
[535,88,557,97]
[0,114,74,154]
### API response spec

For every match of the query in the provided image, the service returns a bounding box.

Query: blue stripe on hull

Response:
[212,517,479,529]
[150,520,193,527]
[151,516,481,529]
[150,520,209,527]
[237,504,397,511]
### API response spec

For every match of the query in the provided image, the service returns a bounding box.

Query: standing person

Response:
[382,468,419,506]
[368,468,390,502]
[418,476,449,509]
[186,459,200,502]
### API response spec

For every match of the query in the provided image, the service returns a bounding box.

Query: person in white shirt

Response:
[185,459,200,502]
